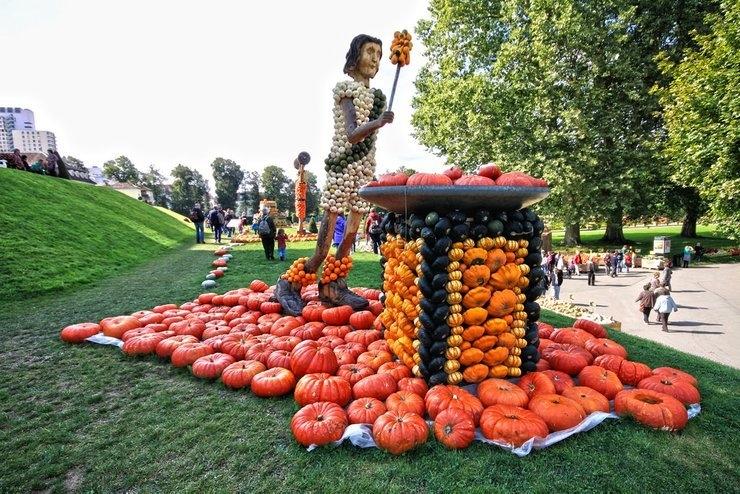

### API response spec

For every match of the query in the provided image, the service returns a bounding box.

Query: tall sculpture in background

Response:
[294,152,310,234]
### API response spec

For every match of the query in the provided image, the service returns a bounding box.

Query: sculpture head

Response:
[344,34,382,83]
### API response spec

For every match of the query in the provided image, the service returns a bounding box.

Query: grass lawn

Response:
[551,224,737,258]
[0,169,193,301]
[1,234,738,493]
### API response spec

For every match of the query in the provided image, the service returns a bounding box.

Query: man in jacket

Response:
[190,203,205,243]
[258,207,277,260]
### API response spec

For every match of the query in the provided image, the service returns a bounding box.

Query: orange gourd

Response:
[463,307,488,326]
[482,347,509,366]
[461,325,485,342]
[484,318,509,335]
[487,289,518,317]
[462,364,489,383]
[462,287,492,309]
[459,348,485,366]
[462,248,488,266]
[472,335,498,351]
[462,265,491,287]
[489,264,521,290]
[497,332,516,348]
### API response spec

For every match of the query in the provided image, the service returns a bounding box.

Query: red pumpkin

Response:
[347,397,387,424]
[191,352,236,379]
[377,361,412,381]
[478,163,502,179]
[542,370,575,394]
[443,166,463,180]
[344,329,382,347]
[562,386,610,414]
[100,315,141,339]
[170,342,214,368]
[291,322,326,341]
[550,327,595,347]
[495,171,540,187]
[619,360,653,386]
[372,411,429,455]
[637,375,700,405]
[584,338,628,359]
[528,394,587,432]
[352,373,398,401]
[433,407,476,449]
[291,340,339,378]
[337,363,375,386]
[260,301,282,314]
[270,335,302,352]
[155,335,199,358]
[202,325,231,340]
[60,322,101,343]
[478,378,529,408]
[302,302,329,322]
[295,373,353,407]
[535,359,551,371]
[357,350,393,371]
[270,316,303,336]
[198,293,217,304]
[406,172,453,187]
[397,377,429,398]
[137,312,165,325]
[573,318,608,338]
[425,385,484,425]
[652,367,698,387]
[317,335,345,349]
[221,360,266,389]
[454,174,496,186]
[367,339,389,353]
[517,372,557,399]
[291,401,348,446]
[578,365,624,400]
[244,342,275,366]
[348,311,375,331]
[221,335,256,360]
[251,367,296,397]
[266,349,292,369]
[122,333,168,356]
[479,404,549,446]
[377,172,408,186]
[322,325,351,339]
[321,305,354,326]
[541,343,594,375]
[386,390,425,416]
[170,319,206,339]
[152,303,179,313]
[537,322,555,339]
[368,300,384,316]
[614,389,688,431]
[250,279,269,292]
[334,343,366,365]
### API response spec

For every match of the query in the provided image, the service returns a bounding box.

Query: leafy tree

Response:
[413,0,718,245]
[102,155,140,184]
[305,170,321,216]
[211,157,244,210]
[140,165,169,208]
[241,171,262,215]
[170,164,209,215]
[659,1,739,239]
[261,165,291,211]
[63,156,87,171]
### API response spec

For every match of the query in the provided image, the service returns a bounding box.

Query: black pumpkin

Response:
[418,277,434,299]
[432,273,448,290]
[432,256,449,271]
[430,289,447,304]
[432,305,449,324]
[431,324,451,340]
[473,209,491,225]
[434,218,452,237]
[448,210,467,225]
[429,372,447,386]
[433,237,452,255]
[419,312,435,331]
[421,227,437,245]
[450,224,469,241]
[428,357,446,373]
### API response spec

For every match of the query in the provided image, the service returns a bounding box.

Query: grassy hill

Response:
[0,168,193,301]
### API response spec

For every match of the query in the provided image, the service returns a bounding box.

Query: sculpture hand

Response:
[376,111,394,128]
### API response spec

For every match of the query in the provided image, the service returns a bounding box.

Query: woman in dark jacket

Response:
[635,283,655,324]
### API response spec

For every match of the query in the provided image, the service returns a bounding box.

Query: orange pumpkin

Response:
[462,248,488,266]
[462,363,489,383]
[472,335,498,351]
[463,307,488,326]
[651,366,698,387]
[484,318,509,335]
[487,289,518,317]
[584,338,628,358]
[462,265,491,287]
[488,264,521,290]
[518,372,557,399]
[462,325,485,342]
[562,386,610,414]
[637,375,701,405]
[478,378,529,408]
[459,348,485,366]
[578,365,624,399]
[425,385,484,425]
[528,393,586,432]
[542,370,575,394]
[486,249,507,272]
[614,389,688,431]
[462,287,492,309]
[479,404,549,446]
[482,347,509,366]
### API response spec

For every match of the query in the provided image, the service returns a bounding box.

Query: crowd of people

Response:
[0,148,71,179]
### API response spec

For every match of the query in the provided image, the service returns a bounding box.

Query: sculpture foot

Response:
[319,278,369,311]
[274,278,305,316]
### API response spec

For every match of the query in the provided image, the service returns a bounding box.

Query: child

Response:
[276,228,288,261]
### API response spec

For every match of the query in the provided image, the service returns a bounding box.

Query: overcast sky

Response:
[2,0,446,186]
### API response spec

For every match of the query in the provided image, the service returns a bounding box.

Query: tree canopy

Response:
[140,165,169,208]
[170,164,209,215]
[261,165,291,212]
[211,157,244,210]
[102,155,140,184]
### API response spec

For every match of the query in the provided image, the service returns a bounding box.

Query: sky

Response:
[1,0,446,187]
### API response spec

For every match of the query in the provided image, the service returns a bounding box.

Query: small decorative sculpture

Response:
[276,34,395,315]
[294,151,310,234]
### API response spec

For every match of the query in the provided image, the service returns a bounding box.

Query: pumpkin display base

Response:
[319,279,370,311]
[274,279,305,316]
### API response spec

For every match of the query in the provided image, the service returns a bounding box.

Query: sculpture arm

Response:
[340,98,394,145]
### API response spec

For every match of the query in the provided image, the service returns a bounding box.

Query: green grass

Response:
[0,169,194,301]
[1,239,738,493]
[551,224,737,256]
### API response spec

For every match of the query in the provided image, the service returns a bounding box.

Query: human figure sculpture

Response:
[276,34,394,315]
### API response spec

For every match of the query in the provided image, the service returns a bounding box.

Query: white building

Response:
[89,165,107,185]
[0,107,57,153]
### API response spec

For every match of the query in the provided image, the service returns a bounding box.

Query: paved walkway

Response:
[552,263,740,369]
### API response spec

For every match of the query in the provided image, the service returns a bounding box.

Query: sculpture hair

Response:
[343,34,382,75]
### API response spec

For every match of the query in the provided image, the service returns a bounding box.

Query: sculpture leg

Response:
[319,210,369,310]
[275,212,338,315]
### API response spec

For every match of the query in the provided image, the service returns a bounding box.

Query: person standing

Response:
[225,208,235,238]
[367,214,382,254]
[610,251,619,278]
[549,267,562,300]
[573,250,582,276]
[635,283,656,324]
[694,242,704,262]
[258,207,276,260]
[682,244,693,268]
[659,261,673,290]
[650,271,661,290]
[653,287,679,332]
[586,256,596,286]
[208,205,224,244]
[332,213,346,248]
[603,252,612,276]
[276,228,288,261]
[190,203,205,244]
[625,250,633,273]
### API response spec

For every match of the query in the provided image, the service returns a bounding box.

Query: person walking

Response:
[694,242,704,262]
[549,267,563,300]
[659,261,673,290]
[635,283,656,324]
[276,228,288,261]
[625,250,633,273]
[682,245,693,268]
[367,214,382,255]
[603,252,612,276]
[225,208,235,238]
[208,205,225,243]
[257,208,276,260]
[650,271,661,290]
[573,251,582,276]
[653,287,678,332]
[189,203,206,244]
[586,256,596,286]
[610,250,619,278]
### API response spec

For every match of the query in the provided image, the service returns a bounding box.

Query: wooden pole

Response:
[387,63,402,112]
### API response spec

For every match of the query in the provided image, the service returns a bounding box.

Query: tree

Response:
[63,156,87,171]
[140,165,169,208]
[102,155,140,184]
[305,170,321,216]
[261,165,291,211]
[412,0,719,245]
[659,1,739,239]
[170,164,209,215]
[211,157,244,210]
[241,170,262,215]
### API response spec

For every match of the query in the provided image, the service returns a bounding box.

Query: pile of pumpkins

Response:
[232,232,318,244]
[366,163,549,188]
[202,247,233,290]
[378,207,546,386]
[60,280,700,455]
